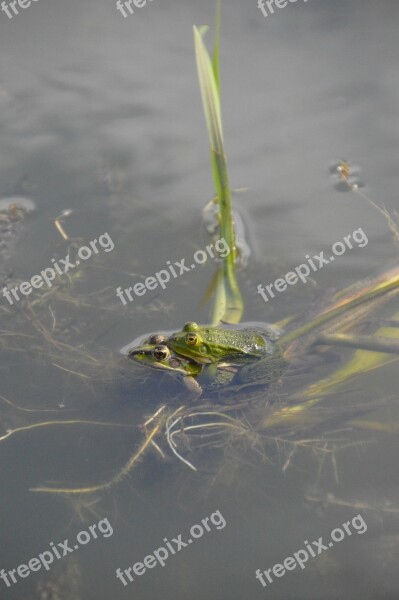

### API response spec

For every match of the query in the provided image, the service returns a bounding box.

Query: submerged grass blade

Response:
[299,309,399,400]
[193,24,243,324]
[280,265,399,350]
[274,269,399,412]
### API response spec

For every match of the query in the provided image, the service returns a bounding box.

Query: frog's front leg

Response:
[182,375,203,400]
[236,353,288,387]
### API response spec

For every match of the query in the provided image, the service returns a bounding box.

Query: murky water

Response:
[1,1,399,598]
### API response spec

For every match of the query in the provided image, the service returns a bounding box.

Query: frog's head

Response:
[128,343,202,378]
[146,334,168,345]
[168,321,221,364]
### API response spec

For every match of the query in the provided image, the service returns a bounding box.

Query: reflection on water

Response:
[1,1,399,599]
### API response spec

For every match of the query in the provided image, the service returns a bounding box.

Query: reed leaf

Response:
[193,24,243,324]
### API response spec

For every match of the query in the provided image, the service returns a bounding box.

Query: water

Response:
[0,0,399,598]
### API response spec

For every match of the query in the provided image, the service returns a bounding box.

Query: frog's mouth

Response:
[128,349,145,358]
[187,356,213,364]
[127,348,151,363]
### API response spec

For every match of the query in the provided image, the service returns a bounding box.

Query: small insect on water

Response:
[337,160,351,182]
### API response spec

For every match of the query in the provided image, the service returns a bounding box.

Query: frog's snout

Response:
[128,349,144,359]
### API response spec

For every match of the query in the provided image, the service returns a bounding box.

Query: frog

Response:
[166,321,279,364]
[129,331,287,399]
[128,343,205,397]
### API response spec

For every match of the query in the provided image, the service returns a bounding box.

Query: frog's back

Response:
[206,323,279,357]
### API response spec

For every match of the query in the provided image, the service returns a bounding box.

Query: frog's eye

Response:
[149,334,167,345]
[183,322,199,332]
[185,333,198,346]
[153,345,170,360]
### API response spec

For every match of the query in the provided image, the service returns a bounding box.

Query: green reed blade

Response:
[193,24,243,325]
[212,0,222,95]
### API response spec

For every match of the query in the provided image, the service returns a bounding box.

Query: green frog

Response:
[128,343,204,396]
[129,322,287,398]
[167,321,279,364]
